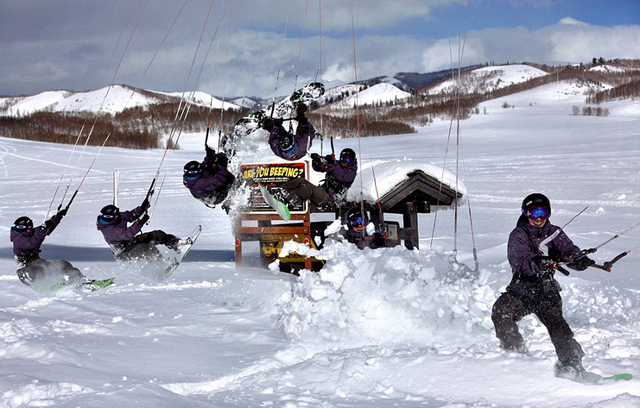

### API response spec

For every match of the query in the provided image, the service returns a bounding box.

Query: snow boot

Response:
[554,360,586,380]
[273,188,300,207]
[174,237,194,255]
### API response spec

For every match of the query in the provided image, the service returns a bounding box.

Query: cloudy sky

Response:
[1,0,639,98]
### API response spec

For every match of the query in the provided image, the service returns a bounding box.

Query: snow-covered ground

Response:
[1,78,639,407]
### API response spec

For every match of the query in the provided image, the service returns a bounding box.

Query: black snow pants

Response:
[17,258,85,286]
[491,281,584,366]
[117,230,179,261]
[281,178,333,208]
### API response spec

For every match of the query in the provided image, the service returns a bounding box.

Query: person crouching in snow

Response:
[491,193,595,379]
[343,206,388,249]
[10,210,88,289]
[183,145,234,208]
[263,103,315,161]
[96,199,192,262]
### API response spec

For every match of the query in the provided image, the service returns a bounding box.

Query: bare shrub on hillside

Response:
[0,112,160,149]
[0,103,248,150]
[586,79,640,104]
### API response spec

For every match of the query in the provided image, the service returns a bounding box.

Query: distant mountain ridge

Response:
[361,66,482,91]
[0,85,240,117]
[2,61,638,120]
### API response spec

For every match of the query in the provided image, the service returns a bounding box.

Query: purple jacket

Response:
[10,214,61,262]
[183,155,231,199]
[325,160,357,189]
[96,206,143,246]
[345,228,389,250]
[507,215,582,279]
[268,121,315,161]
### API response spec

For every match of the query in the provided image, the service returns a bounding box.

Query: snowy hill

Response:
[427,64,550,95]
[230,96,261,110]
[1,71,639,407]
[0,85,240,117]
[159,90,240,111]
[339,83,411,107]
[362,68,472,91]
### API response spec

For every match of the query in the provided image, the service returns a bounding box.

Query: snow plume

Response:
[276,241,497,348]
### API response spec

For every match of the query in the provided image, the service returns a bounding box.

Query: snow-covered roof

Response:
[346,158,466,206]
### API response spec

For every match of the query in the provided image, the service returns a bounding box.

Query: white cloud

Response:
[418,20,640,72]
[558,17,589,26]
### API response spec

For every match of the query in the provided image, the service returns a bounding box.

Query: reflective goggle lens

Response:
[341,156,353,164]
[184,169,201,175]
[351,216,364,227]
[528,207,549,220]
[14,224,32,230]
[101,214,119,219]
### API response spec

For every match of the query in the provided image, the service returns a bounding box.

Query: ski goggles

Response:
[528,206,549,220]
[350,216,364,227]
[184,169,201,176]
[341,156,353,165]
[13,224,33,231]
[100,214,120,220]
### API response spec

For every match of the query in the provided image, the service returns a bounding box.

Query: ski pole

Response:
[597,243,640,272]
[591,220,640,252]
[566,220,640,268]
[144,177,156,205]
[561,205,589,230]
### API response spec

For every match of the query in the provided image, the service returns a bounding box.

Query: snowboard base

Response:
[162,225,202,280]
[259,184,291,220]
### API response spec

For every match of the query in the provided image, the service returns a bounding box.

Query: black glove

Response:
[572,256,595,271]
[141,197,150,212]
[138,213,150,226]
[57,208,68,218]
[205,146,216,158]
[325,154,335,164]
[310,153,320,160]
[215,153,228,167]
[44,219,55,230]
[312,156,327,172]
[372,232,386,248]
[262,118,275,131]
[548,248,564,263]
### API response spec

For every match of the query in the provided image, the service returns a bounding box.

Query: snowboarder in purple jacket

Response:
[263,103,316,161]
[278,148,357,211]
[183,146,235,208]
[96,199,190,261]
[491,193,595,380]
[10,209,86,286]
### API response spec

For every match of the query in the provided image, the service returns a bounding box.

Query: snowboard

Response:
[50,277,114,294]
[161,225,202,280]
[223,82,325,156]
[557,370,633,384]
[259,184,291,221]
[83,277,115,292]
